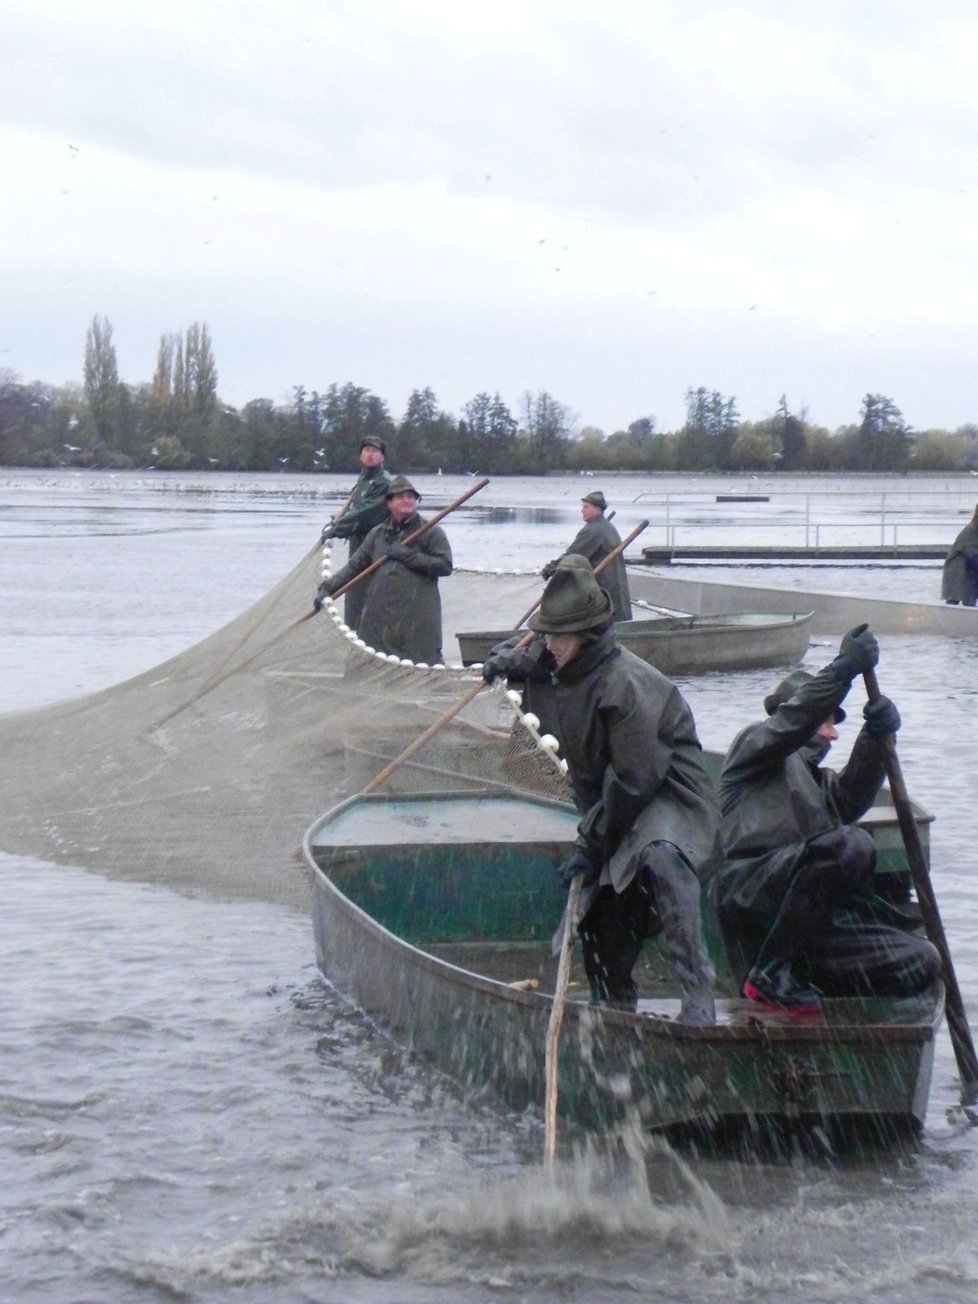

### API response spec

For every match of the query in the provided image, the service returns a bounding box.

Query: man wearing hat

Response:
[714,626,939,1015]
[315,476,452,665]
[541,490,632,622]
[320,435,393,632]
[528,555,721,1024]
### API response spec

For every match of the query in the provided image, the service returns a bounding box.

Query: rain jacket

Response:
[544,516,632,621]
[326,510,452,664]
[551,627,722,917]
[940,510,978,605]
[714,665,886,920]
[328,464,393,551]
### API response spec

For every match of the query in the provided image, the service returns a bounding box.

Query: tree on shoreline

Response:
[0,321,969,473]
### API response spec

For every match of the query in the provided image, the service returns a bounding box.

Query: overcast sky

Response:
[5,0,978,434]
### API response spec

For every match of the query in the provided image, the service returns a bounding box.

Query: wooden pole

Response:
[324,484,358,535]
[513,519,650,629]
[327,477,490,603]
[544,873,581,1167]
[863,668,978,1107]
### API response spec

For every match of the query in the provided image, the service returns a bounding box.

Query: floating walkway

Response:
[641,544,947,565]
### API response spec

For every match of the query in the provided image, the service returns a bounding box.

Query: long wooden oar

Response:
[513,518,650,629]
[864,667,978,1108]
[544,873,581,1167]
[360,520,650,795]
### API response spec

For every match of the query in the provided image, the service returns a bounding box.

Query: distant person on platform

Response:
[941,503,978,607]
[713,627,940,1016]
[511,555,720,1024]
[319,435,392,632]
[315,476,452,665]
[541,490,632,622]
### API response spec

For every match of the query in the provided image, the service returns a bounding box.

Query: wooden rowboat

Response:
[455,611,814,675]
[303,783,943,1154]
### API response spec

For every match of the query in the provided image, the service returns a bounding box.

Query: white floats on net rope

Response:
[318,539,566,773]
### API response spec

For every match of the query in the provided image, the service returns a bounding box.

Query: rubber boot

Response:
[644,844,716,1026]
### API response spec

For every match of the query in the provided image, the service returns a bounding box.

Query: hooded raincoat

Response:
[551,627,722,919]
[713,665,941,996]
[714,664,881,923]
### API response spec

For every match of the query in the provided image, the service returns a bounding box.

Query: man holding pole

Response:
[315,476,452,665]
[542,490,632,622]
[514,555,721,1024]
[320,435,392,632]
[714,625,940,1015]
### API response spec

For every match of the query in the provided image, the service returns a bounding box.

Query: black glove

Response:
[481,638,554,683]
[313,580,336,612]
[320,524,336,544]
[387,542,418,566]
[541,559,559,580]
[831,623,879,682]
[556,846,600,888]
[863,695,901,737]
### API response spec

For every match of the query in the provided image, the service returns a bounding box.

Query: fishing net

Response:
[0,540,572,909]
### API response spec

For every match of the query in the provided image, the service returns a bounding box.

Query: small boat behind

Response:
[303,786,943,1154]
[455,611,813,675]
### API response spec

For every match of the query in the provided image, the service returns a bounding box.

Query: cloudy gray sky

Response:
[5,0,978,434]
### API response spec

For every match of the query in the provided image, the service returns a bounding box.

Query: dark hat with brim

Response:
[529,555,614,634]
[581,490,607,510]
[360,435,386,454]
[764,668,846,723]
[385,474,420,501]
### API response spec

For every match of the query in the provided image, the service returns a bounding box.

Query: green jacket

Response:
[714,664,885,919]
[329,465,392,550]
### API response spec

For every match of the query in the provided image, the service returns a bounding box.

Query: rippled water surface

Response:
[3,468,978,1303]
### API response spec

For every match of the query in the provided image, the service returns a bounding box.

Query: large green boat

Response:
[303,786,943,1153]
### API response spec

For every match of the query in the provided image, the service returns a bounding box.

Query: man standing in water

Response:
[714,627,940,1015]
[525,555,720,1024]
[320,435,392,632]
[542,490,632,622]
[316,476,452,665]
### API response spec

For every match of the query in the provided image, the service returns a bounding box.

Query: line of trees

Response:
[2,315,978,474]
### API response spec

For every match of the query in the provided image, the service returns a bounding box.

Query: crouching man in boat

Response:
[714,625,940,1016]
[314,476,453,665]
[515,554,721,1024]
